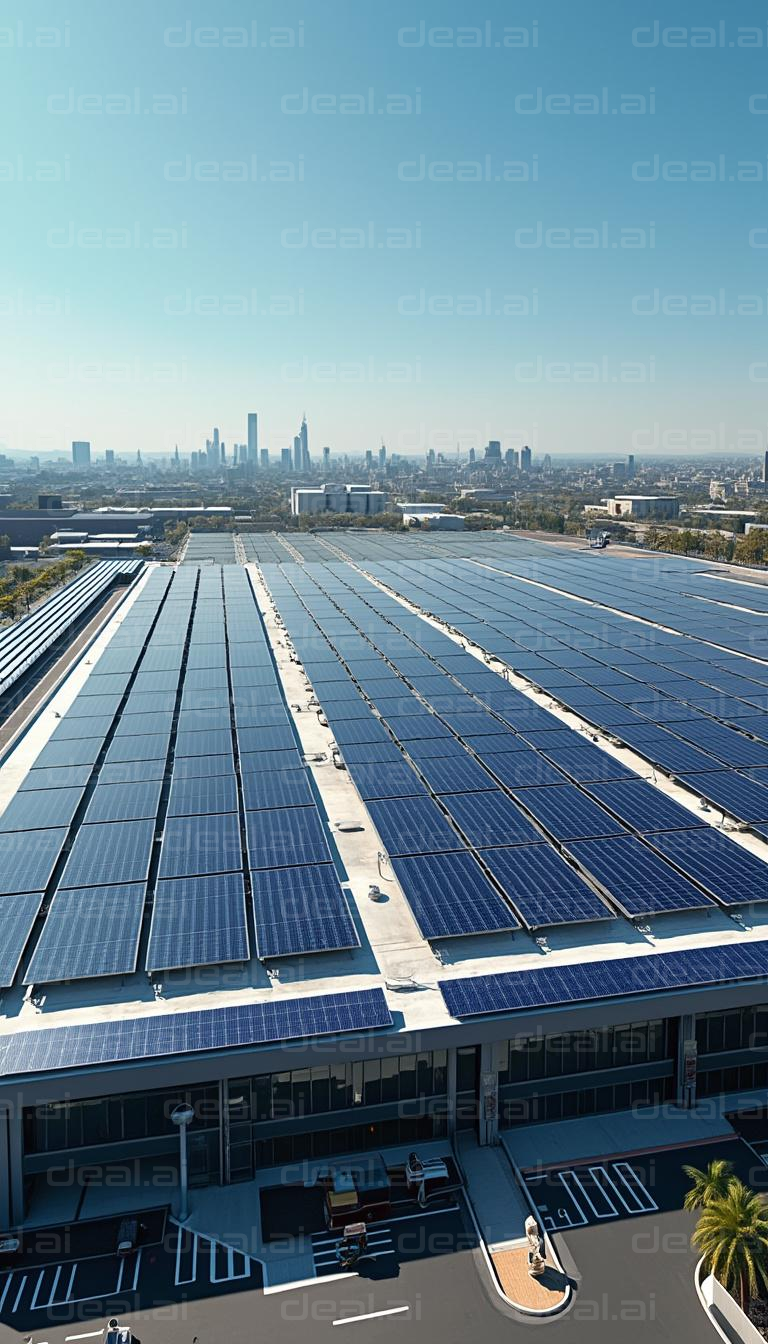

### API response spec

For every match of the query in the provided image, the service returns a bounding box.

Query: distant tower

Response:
[520,445,532,472]
[763,450,768,485]
[293,435,302,471]
[365,449,373,470]
[469,447,476,465]
[260,448,269,468]
[378,441,387,470]
[173,444,180,467]
[323,445,330,470]
[247,412,258,463]
[627,453,635,478]
[300,414,309,470]
[72,440,90,467]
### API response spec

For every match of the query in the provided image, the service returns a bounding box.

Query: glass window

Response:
[380,1058,399,1104]
[416,1053,433,1096]
[506,1043,528,1084]
[330,1063,350,1111]
[577,1088,596,1117]
[545,1036,565,1078]
[706,1014,725,1054]
[227,1080,251,1122]
[723,1012,742,1052]
[612,1026,632,1068]
[456,1047,476,1093]
[399,1055,416,1100]
[363,1060,381,1107]
[122,1095,147,1141]
[352,1062,364,1106]
[594,1028,612,1071]
[81,1099,109,1146]
[291,1069,312,1118]
[629,1022,648,1063]
[272,1073,292,1121]
[253,1075,271,1122]
[432,1050,448,1095]
[311,1067,330,1115]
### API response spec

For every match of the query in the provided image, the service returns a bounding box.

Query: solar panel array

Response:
[0,559,142,703]
[260,557,763,933]
[0,562,358,991]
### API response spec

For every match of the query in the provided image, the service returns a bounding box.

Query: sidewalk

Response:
[456,1131,570,1314]
[502,1104,736,1173]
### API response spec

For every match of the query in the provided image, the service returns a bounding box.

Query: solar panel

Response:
[482,846,612,929]
[0,987,393,1078]
[512,784,628,842]
[114,711,175,738]
[0,893,44,986]
[167,773,238,818]
[174,728,234,759]
[236,725,298,754]
[616,728,722,775]
[146,872,250,971]
[462,734,529,756]
[383,714,454,742]
[251,864,360,958]
[334,741,404,768]
[25,883,147,983]
[84,779,164,824]
[122,691,177,717]
[239,748,305,774]
[234,705,291,730]
[348,761,428,801]
[18,765,93,792]
[50,714,120,743]
[540,745,637,784]
[442,791,544,847]
[330,718,392,747]
[104,733,171,765]
[241,769,314,812]
[391,851,518,939]
[59,819,156,888]
[671,720,768,768]
[439,939,768,1020]
[486,751,568,790]
[648,829,768,907]
[584,779,706,834]
[159,812,243,879]
[0,828,68,894]
[566,835,717,916]
[0,786,84,833]
[66,693,124,719]
[246,807,332,869]
[34,738,103,769]
[98,758,168,785]
[366,796,463,856]
[677,770,768,823]
[411,754,496,795]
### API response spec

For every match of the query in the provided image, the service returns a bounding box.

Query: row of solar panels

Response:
[0,559,142,700]
[357,555,768,836]
[0,563,361,987]
[260,561,768,936]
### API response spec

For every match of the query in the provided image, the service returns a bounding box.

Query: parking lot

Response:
[525,1158,659,1231]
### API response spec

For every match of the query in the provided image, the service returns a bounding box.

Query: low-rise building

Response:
[291,484,386,516]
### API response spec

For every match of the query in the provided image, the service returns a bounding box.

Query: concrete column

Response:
[478,1043,500,1146]
[676,1014,697,1109]
[446,1049,457,1138]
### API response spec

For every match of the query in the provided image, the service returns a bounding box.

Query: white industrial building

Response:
[586,495,680,521]
[398,503,464,531]
[290,484,386,517]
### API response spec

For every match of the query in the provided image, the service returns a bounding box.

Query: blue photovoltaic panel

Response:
[59,819,156,889]
[349,762,428,801]
[442,791,544,848]
[122,692,177,717]
[98,758,167,785]
[584,778,706,835]
[246,807,332,869]
[241,769,314,812]
[25,883,147,983]
[512,784,628,842]
[167,773,238,818]
[671,720,768,768]
[234,705,290,730]
[440,939,768,1020]
[0,893,44,986]
[146,872,249,971]
[383,714,453,742]
[439,712,507,737]
[487,751,568,790]
[540,745,637,784]
[366,796,463,856]
[34,738,102,769]
[413,754,497,795]
[0,828,68,894]
[336,741,404,766]
[0,786,83,833]
[330,718,392,747]
[462,734,528,756]
[0,987,393,1078]
[616,729,723,775]
[159,812,243,879]
[239,748,305,774]
[174,728,233,759]
[236,725,298,754]
[66,694,123,719]
[114,711,174,738]
[81,772,162,822]
[405,737,471,761]
[104,733,171,765]
[678,771,768,823]
[251,864,360,959]
[566,835,717,917]
[391,851,519,939]
[170,753,234,781]
[648,829,768,908]
[19,765,92,792]
[482,846,612,929]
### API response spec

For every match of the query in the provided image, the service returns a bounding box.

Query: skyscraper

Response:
[520,445,532,472]
[248,413,258,463]
[72,440,90,467]
[322,446,330,469]
[293,436,302,471]
[300,414,309,470]
[105,449,115,466]
[260,449,269,469]
[763,450,768,485]
[484,441,502,462]
[378,442,387,470]
[282,447,293,470]
[627,454,635,477]
[468,447,476,465]
[213,427,220,453]
[365,449,373,470]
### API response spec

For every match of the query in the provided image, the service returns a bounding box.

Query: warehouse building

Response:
[1,534,768,1230]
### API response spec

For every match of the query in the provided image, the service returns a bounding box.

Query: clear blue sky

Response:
[2,0,767,459]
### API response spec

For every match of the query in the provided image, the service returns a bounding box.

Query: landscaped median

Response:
[488,1237,570,1314]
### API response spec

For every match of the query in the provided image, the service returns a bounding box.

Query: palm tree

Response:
[692,1179,768,1313]
[683,1157,734,1211]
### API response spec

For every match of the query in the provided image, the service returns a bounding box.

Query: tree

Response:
[691,1178,768,1313]
[683,1158,734,1211]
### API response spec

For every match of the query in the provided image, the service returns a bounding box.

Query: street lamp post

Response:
[171,1102,195,1223]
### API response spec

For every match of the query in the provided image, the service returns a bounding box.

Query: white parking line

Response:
[174,1231,198,1286]
[11,1274,27,1312]
[613,1162,658,1213]
[0,1272,14,1311]
[65,1331,104,1340]
[333,1305,410,1326]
